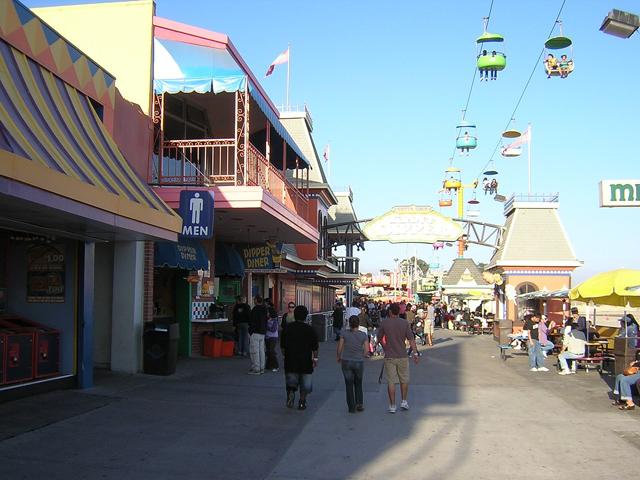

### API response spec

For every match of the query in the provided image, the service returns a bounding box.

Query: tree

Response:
[399,256,429,277]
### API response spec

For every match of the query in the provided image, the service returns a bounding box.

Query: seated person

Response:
[544,53,558,77]
[559,54,571,78]
[611,354,640,410]
[558,324,586,375]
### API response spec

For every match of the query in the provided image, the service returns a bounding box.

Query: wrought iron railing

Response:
[154,138,307,216]
[328,256,360,275]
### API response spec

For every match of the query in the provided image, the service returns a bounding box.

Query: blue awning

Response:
[215,243,244,277]
[153,37,309,168]
[154,239,209,270]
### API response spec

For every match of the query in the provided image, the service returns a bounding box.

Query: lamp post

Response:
[393,258,399,299]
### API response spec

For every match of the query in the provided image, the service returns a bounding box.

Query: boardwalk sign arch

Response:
[363,205,463,243]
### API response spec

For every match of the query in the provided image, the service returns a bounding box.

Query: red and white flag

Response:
[265,48,289,77]
[323,144,330,162]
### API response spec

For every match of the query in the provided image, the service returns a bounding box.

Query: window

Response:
[163,95,209,140]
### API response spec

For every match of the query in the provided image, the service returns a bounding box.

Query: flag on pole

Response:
[502,125,531,151]
[323,144,330,162]
[265,48,289,77]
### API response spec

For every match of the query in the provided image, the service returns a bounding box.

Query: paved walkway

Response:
[1,330,638,479]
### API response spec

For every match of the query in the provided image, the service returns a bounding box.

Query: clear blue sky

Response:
[29,0,640,282]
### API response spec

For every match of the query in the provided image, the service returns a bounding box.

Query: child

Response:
[265,308,280,372]
[559,54,570,78]
[545,53,558,78]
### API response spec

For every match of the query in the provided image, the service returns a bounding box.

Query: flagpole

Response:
[286,44,290,108]
[527,123,532,194]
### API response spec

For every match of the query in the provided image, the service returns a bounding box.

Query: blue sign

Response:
[179,190,214,239]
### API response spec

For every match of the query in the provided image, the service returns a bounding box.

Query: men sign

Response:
[599,180,640,207]
[179,190,214,238]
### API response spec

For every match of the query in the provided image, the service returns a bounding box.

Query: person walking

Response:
[248,296,268,375]
[425,302,435,346]
[375,303,419,413]
[337,315,369,413]
[280,305,319,410]
[265,308,280,372]
[332,301,345,341]
[232,296,251,356]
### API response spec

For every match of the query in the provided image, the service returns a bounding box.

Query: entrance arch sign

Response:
[363,205,463,244]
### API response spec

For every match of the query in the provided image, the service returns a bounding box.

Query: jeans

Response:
[265,337,279,370]
[558,351,582,372]
[236,323,250,355]
[341,360,364,412]
[286,372,313,393]
[614,372,640,400]
[528,340,545,368]
[333,326,343,341]
[249,333,265,372]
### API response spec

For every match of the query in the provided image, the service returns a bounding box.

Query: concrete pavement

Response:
[1,329,638,479]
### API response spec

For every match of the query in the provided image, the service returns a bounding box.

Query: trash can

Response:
[614,336,637,376]
[493,318,513,345]
[143,322,179,375]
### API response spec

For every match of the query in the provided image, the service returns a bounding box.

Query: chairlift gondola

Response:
[501,146,522,157]
[443,166,462,191]
[456,120,478,153]
[476,22,507,81]
[543,21,574,78]
[483,161,499,176]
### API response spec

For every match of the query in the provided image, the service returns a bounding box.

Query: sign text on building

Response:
[599,180,640,207]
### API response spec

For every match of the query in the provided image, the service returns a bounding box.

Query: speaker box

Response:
[143,323,179,375]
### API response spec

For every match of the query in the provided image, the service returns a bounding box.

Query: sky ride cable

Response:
[448,0,495,164]
[476,0,568,180]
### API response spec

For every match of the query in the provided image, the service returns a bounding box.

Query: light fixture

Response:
[600,9,640,38]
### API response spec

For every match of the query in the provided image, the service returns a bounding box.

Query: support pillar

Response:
[78,241,95,388]
[111,241,145,373]
[345,243,354,306]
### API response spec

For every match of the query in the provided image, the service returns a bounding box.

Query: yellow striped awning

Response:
[0,39,181,236]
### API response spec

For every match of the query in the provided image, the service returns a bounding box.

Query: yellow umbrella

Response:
[569,269,640,307]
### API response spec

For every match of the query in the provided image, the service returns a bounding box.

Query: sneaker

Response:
[388,405,397,414]
[356,404,364,412]
[286,391,295,409]
[530,367,538,372]
[248,369,260,375]
[297,401,307,411]
[272,368,279,373]
[538,367,550,372]
[558,370,571,375]
[570,370,577,374]
[400,400,409,411]
[259,370,265,375]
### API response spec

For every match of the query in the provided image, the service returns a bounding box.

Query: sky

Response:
[28,0,640,283]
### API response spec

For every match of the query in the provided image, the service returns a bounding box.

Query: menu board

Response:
[27,244,65,303]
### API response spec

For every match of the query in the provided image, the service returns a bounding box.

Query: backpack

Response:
[267,318,279,333]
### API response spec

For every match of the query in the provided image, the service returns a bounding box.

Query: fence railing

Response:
[154,138,307,216]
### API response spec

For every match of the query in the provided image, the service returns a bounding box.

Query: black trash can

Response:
[143,322,179,375]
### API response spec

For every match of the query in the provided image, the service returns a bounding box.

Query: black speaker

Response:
[143,322,179,375]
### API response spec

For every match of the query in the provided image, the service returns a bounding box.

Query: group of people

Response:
[232,295,319,410]
[482,177,498,195]
[478,50,503,81]
[336,302,420,414]
[544,53,572,78]
[518,306,640,411]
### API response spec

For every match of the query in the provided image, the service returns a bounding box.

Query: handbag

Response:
[623,366,639,376]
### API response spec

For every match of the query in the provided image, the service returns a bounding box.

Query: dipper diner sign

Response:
[242,241,283,270]
[363,205,463,243]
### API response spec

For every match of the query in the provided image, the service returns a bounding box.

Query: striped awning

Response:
[0,39,181,236]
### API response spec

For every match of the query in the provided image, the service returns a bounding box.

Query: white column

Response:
[110,241,145,373]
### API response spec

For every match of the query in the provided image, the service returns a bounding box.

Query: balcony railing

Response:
[153,139,307,216]
[328,256,360,275]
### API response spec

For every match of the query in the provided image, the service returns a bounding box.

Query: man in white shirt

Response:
[557,325,586,375]
[345,301,361,321]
